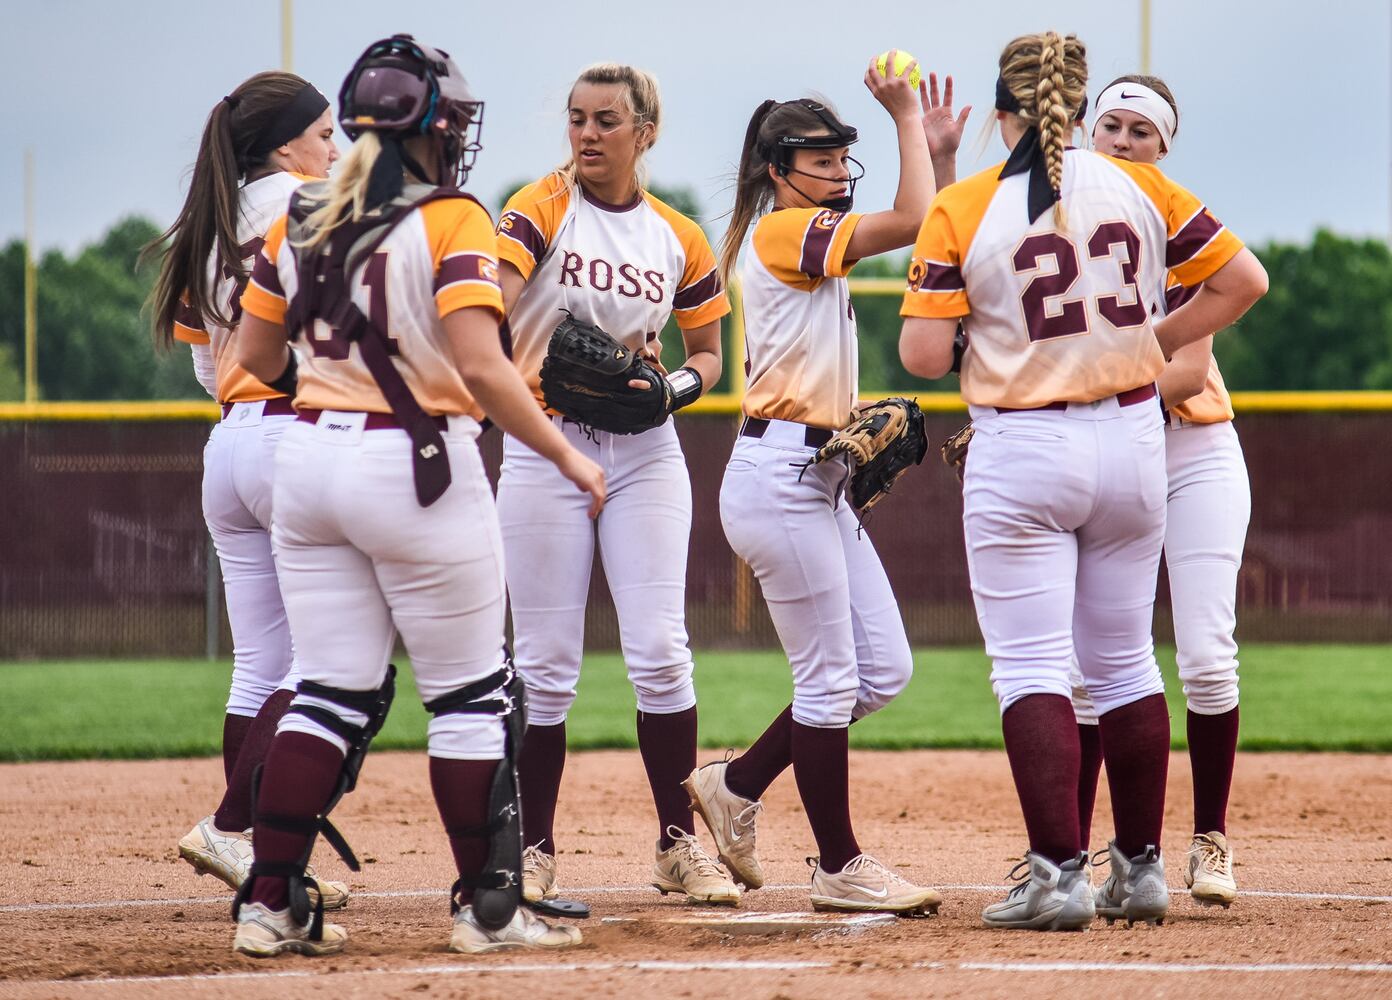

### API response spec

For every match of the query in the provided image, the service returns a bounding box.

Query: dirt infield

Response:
[2,749,1389,998]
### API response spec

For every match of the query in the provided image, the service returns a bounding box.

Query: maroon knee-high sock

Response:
[1076,723,1104,851]
[1000,695,1081,866]
[636,708,697,850]
[518,722,566,855]
[222,714,255,785]
[248,731,345,910]
[429,756,500,907]
[214,689,294,832]
[1188,707,1239,835]
[725,704,793,801]
[1097,693,1171,858]
[792,722,860,873]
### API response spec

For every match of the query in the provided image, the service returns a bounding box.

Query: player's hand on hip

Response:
[560,451,607,518]
[921,73,971,159]
[865,52,921,121]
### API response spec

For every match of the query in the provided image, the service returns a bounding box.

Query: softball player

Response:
[1070,74,1250,908]
[686,57,944,915]
[494,64,737,906]
[147,71,350,909]
[899,31,1267,930]
[231,35,603,956]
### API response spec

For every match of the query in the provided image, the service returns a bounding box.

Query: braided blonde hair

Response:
[999,31,1088,227]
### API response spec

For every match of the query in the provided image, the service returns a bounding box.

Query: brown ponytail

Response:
[144,71,313,346]
[717,97,852,283]
[998,32,1088,227]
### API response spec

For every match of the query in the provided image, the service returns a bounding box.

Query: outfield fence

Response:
[3,397,1391,658]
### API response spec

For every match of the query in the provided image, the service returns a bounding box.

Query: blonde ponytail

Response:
[296,132,387,251]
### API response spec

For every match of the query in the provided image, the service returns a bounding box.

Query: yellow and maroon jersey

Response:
[173,171,309,403]
[1161,279,1235,424]
[739,207,864,430]
[901,150,1244,410]
[496,171,729,405]
[240,186,504,418]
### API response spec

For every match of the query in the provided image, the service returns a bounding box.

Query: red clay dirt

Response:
[1,749,1389,998]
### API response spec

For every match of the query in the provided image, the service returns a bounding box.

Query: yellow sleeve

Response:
[423,199,505,320]
[900,197,969,319]
[239,215,289,326]
[1108,158,1244,289]
[172,290,209,344]
[645,195,731,330]
[751,208,863,290]
[495,173,571,280]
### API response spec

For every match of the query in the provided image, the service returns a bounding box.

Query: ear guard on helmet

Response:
[339,33,484,187]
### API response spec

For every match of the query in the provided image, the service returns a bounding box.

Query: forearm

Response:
[1157,337,1212,407]
[891,113,935,220]
[1153,288,1254,357]
[931,153,956,190]
[680,349,721,396]
[234,314,292,383]
[466,363,573,463]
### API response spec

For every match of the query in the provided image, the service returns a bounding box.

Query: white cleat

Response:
[683,758,765,889]
[652,826,742,906]
[178,815,351,910]
[1094,841,1169,926]
[808,854,941,916]
[1186,831,1237,908]
[233,901,348,958]
[450,903,583,954]
[982,852,1095,931]
[522,843,559,904]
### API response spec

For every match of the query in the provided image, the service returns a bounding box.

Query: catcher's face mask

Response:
[766,100,863,213]
[340,34,484,187]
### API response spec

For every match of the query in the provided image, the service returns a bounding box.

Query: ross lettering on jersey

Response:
[1166,206,1224,268]
[559,251,584,287]
[673,268,723,313]
[589,258,614,292]
[799,210,843,277]
[643,269,665,303]
[617,263,643,298]
[497,210,547,263]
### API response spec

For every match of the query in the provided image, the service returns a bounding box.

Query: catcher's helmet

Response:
[339,34,483,187]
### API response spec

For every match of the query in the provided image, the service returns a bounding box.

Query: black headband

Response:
[994,75,1088,224]
[245,83,329,159]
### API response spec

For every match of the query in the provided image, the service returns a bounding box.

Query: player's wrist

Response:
[663,366,703,413]
[264,347,298,397]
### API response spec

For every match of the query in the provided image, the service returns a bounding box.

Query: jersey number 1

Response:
[1012,221,1147,342]
[307,251,396,358]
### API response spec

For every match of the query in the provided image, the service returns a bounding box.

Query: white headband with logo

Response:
[1094,82,1176,151]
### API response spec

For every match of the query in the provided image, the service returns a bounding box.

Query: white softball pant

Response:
[964,396,1167,717]
[1070,418,1250,723]
[270,412,508,760]
[719,420,913,728]
[202,401,299,717]
[497,418,696,727]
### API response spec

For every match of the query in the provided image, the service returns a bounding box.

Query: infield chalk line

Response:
[24,959,1392,989]
[4,882,1389,915]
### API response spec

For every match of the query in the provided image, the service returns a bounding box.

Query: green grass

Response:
[1,645,1389,761]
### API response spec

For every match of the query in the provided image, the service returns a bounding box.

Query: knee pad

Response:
[425,659,525,932]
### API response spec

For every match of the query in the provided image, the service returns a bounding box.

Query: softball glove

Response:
[812,397,928,513]
[539,311,671,434]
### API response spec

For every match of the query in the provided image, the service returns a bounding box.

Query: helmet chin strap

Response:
[779,155,864,213]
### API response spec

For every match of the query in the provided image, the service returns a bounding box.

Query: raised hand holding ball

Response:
[875,49,922,90]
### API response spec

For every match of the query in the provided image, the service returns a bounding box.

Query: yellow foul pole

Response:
[1141,0,1152,74]
[23,148,37,404]
[280,0,293,71]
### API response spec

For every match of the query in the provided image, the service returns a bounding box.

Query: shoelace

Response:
[1001,858,1035,899]
[717,749,764,832]
[665,826,726,877]
[825,853,912,886]
[1194,838,1232,876]
[521,842,551,878]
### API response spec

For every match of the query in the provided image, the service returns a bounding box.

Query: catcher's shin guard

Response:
[428,655,589,929]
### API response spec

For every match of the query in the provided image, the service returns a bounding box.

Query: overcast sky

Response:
[2,0,1388,254]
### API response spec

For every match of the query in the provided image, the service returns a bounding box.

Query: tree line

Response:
[1,188,1389,400]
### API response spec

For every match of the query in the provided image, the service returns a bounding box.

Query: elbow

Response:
[899,339,953,380]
